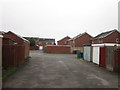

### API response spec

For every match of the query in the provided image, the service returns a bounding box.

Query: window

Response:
[116,38,119,43]
[73,40,75,43]
[99,38,103,43]
[64,41,67,44]
[52,42,54,45]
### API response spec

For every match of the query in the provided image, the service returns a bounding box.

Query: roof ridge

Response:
[7,31,30,43]
[92,29,119,40]
[58,36,71,41]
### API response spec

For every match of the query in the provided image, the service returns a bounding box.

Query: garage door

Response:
[39,46,43,50]
[84,47,91,61]
[93,47,100,65]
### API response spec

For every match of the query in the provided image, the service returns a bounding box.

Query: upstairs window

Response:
[116,38,119,43]
[99,38,103,43]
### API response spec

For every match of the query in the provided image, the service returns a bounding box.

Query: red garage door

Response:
[99,47,106,67]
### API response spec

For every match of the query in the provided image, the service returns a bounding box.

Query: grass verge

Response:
[2,56,31,81]
[2,66,19,80]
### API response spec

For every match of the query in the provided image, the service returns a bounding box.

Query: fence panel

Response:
[2,44,25,67]
[114,48,120,72]
[106,47,114,71]
[106,46,119,71]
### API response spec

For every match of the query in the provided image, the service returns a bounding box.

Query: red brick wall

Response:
[92,31,120,44]
[68,40,75,47]
[58,37,71,45]
[92,39,100,44]
[44,45,71,53]
[75,33,92,47]
[104,31,120,44]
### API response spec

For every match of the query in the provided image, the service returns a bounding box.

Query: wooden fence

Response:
[106,46,120,72]
[2,44,25,67]
[114,48,120,72]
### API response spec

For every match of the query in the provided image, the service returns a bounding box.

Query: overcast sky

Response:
[0,0,120,41]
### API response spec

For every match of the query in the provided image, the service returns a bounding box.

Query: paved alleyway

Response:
[3,50,119,88]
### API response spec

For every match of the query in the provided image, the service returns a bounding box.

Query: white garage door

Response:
[39,46,43,50]
[84,47,91,61]
[93,47,100,65]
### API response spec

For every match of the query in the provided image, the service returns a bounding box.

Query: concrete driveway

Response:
[3,50,119,88]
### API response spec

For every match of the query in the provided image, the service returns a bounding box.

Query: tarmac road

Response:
[3,50,119,88]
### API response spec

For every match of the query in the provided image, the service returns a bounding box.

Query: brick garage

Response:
[44,45,71,53]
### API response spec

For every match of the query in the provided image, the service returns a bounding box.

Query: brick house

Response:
[67,32,92,53]
[67,32,93,47]
[3,31,30,59]
[91,29,120,44]
[0,31,5,35]
[57,36,71,45]
[36,38,55,49]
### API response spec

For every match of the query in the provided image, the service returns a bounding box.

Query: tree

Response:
[29,38,35,46]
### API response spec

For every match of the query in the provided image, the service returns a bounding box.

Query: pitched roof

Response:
[92,29,120,40]
[0,31,5,35]
[6,31,30,43]
[68,32,91,41]
[58,36,71,42]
